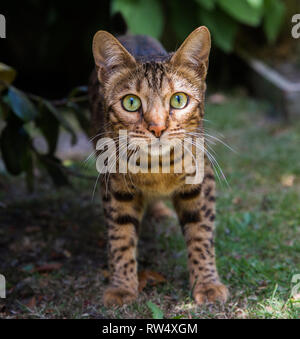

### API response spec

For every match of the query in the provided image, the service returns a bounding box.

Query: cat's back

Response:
[117,34,168,61]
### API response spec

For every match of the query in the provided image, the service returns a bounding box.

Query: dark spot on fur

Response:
[205,187,212,197]
[178,185,202,200]
[205,173,214,181]
[115,215,139,230]
[180,211,201,226]
[112,191,134,202]
[200,224,212,232]
[204,209,212,218]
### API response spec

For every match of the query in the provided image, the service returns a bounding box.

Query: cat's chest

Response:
[131,173,186,197]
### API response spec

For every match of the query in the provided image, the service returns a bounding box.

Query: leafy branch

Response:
[112,0,286,52]
[0,63,90,191]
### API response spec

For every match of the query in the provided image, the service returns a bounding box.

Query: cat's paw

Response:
[103,287,137,307]
[193,283,229,305]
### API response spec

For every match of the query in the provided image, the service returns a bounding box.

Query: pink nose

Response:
[148,124,166,138]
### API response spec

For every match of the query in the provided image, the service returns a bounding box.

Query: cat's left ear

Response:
[171,26,211,74]
[92,30,136,81]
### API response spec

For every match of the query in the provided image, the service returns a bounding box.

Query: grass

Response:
[0,92,299,319]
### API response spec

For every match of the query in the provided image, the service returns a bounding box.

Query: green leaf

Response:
[146,301,164,319]
[24,149,34,192]
[170,0,198,41]
[217,0,264,26]
[0,122,31,175]
[263,0,285,43]
[247,0,263,9]
[68,86,88,99]
[38,154,70,187]
[195,0,215,11]
[0,63,17,91]
[112,0,164,38]
[7,86,38,122]
[67,102,90,135]
[43,100,77,145]
[0,101,10,120]
[172,315,185,319]
[199,8,239,52]
[35,101,60,155]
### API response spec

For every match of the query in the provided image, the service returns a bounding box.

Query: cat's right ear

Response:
[170,26,211,74]
[92,30,136,81]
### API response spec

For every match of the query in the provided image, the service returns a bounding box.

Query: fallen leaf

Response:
[281,174,295,187]
[63,250,72,258]
[265,306,273,313]
[26,296,36,309]
[291,293,300,302]
[208,93,227,105]
[257,280,268,290]
[34,263,62,273]
[232,197,242,205]
[138,270,166,292]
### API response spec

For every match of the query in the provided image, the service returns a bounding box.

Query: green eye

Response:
[170,92,188,109]
[122,94,141,112]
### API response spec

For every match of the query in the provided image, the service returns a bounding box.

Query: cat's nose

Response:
[148,124,167,138]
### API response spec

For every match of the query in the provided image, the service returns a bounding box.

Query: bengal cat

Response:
[88,26,229,307]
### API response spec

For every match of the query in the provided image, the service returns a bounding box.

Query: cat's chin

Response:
[138,139,183,158]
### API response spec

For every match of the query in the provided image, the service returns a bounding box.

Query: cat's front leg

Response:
[173,172,228,305]
[101,176,144,307]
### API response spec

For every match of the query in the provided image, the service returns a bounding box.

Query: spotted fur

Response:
[89,27,228,306]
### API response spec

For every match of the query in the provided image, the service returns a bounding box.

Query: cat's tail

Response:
[109,12,128,37]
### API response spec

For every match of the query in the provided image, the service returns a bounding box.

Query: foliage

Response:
[0,64,89,190]
[112,0,286,52]
[112,0,163,39]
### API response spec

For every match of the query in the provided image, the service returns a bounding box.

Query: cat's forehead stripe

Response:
[141,62,167,91]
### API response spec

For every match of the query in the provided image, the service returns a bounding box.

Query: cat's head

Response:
[92,27,210,146]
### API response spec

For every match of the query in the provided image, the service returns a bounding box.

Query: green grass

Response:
[0,93,299,319]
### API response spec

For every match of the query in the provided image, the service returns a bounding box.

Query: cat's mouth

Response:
[129,136,184,157]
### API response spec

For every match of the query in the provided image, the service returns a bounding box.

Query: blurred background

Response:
[1,0,299,96]
[0,0,299,319]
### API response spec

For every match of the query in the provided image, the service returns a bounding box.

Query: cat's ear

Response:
[171,26,211,72]
[92,30,136,80]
